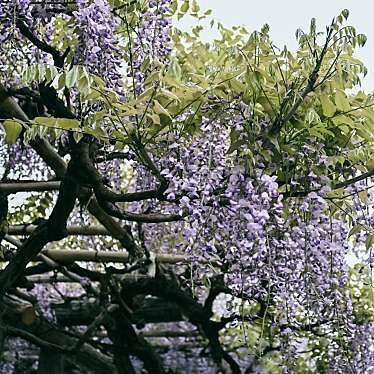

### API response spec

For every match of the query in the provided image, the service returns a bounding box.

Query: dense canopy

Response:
[0,1,373,373]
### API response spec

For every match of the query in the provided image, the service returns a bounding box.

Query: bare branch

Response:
[16,19,65,67]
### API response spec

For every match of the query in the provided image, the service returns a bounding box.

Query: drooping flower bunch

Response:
[0,136,49,181]
[325,320,374,373]
[0,1,34,85]
[0,0,33,43]
[0,337,37,373]
[126,112,372,371]
[73,0,123,91]
[131,0,173,94]
[345,177,374,263]
[1,1,373,371]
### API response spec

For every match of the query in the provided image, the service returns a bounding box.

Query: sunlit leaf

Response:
[2,119,23,145]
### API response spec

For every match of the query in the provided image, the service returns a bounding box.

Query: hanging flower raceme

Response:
[131,0,172,94]
[127,114,372,371]
[0,0,33,43]
[73,0,123,92]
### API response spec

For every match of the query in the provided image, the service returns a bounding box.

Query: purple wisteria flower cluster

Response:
[73,0,123,91]
[1,2,373,372]
[0,137,49,181]
[346,177,374,265]
[0,0,33,43]
[127,115,373,371]
[0,0,58,85]
[131,0,172,94]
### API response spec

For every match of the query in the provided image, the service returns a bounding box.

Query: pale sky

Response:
[176,0,374,92]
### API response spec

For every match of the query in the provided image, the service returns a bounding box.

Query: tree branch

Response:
[2,300,115,373]
[122,276,241,374]
[0,149,80,298]
[16,19,65,68]
[269,24,334,136]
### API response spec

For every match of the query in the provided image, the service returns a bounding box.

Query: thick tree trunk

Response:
[1,298,115,374]
[38,348,64,374]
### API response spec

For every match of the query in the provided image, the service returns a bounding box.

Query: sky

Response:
[176,0,374,93]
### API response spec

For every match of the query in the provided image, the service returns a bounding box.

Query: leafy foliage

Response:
[0,1,372,373]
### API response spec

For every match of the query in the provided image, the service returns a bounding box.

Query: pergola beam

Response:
[41,249,188,264]
[8,225,110,236]
[2,248,191,264]
[0,181,60,194]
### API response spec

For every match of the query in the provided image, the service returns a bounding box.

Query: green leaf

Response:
[348,224,364,238]
[35,64,46,82]
[73,132,83,143]
[180,0,189,13]
[168,59,182,80]
[202,275,211,288]
[45,65,59,83]
[92,75,105,88]
[169,0,177,13]
[331,115,355,128]
[65,66,79,89]
[82,126,108,141]
[341,9,349,20]
[153,100,171,118]
[191,0,200,13]
[230,78,246,94]
[2,120,23,145]
[365,235,374,251]
[320,95,336,117]
[160,88,180,102]
[334,90,350,112]
[148,113,161,125]
[51,73,65,91]
[33,117,80,130]
[358,190,369,204]
[33,117,57,127]
[56,118,80,130]
[144,70,161,87]
[257,96,274,115]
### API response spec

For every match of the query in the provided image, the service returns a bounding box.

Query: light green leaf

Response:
[45,65,59,82]
[169,0,177,13]
[56,118,80,129]
[257,96,274,115]
[2,120,23,145]
[35,64,46,82]
[365,235,374,251]
[82,126,108,141]
[160,88,180,102]
[33,117,80,130]
[334,90,350,112]
[51,73,65,90]
[153,100,171,118]
[348,224,364,238]
[180,0,189,13]
[92,75,105,88]
[73,132,83,143]
[332,115,355,128]
[358,190,369,204]
[33,117,57,127]
[65,66,79,89]
[320,95,336,117]
[148,113,161,125]
[191,0,200,13]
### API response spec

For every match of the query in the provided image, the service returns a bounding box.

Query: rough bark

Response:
[2,299,115,374]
